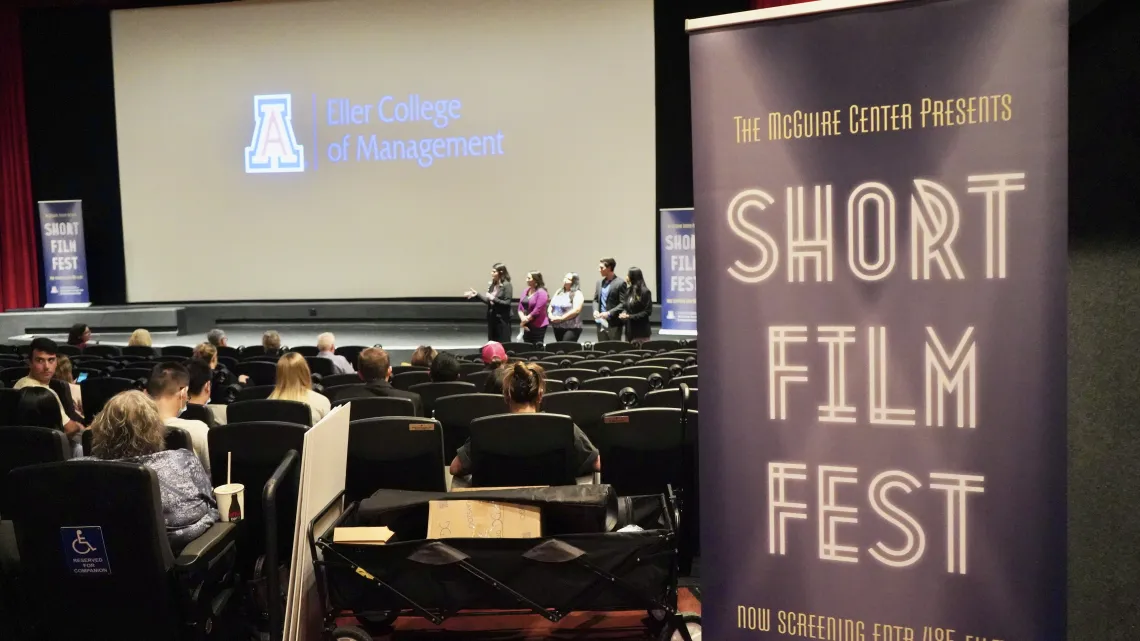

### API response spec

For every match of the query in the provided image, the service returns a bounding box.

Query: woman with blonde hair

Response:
[128,328,153,347]
[53,354,84,417]
[87,390,218,549]
[268,352,330,424]
[408,345,437,368]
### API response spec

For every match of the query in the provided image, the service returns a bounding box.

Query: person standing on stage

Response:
[517,271,550,344]
[620,266,653,345]
[593,258,627,341]
[548,272,585,342]
[465,263,514,343]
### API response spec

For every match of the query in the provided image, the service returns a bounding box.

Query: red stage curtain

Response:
[753,0,814,8]
[0,8,39,312]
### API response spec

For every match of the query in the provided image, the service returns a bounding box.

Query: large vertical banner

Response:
[37,200,91,308]
[689,1,1067,640]
[659,207,698,335]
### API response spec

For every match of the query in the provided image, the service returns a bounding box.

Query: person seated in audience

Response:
[193,342,248,399]
[67,323,91,349]
[14,337,83,436]
[483,363,509,394]
[481,341,507,370]
[206,328,228,348]
[429,351,462,382]
[450,362,600,477]
[262,330,282,355]
[409,345,437,368]
[185,359,222,427]
[128,328,152,348]
[269,353,331,423]
[16,387,82,457]
[53,354,83,417]
[87,391,218,549]
[147,363,212,474]
[315,332,355,375]
[334,347,423,415]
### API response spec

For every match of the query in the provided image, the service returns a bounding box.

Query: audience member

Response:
[335,348,423,415]
[16,387,81,458]
[465,262,513,342]
[193,342,248,399]
[262,330,282,355]
[206,328,228,347]
[450,361,599,477]
[185,359,221,427]
[14,338,83,436]
[128,328,153,347]
[269,353,330,423]
[67,323,92,348]
[315,332,354,375]
[53,354,83,417]
[146,363,211,474]
[619,266,653,345]
[429,351,462,382]
[593,258,627,341]
[87,391,218,549]
[548,272,585,342]
[518,271,550,344]
[483,364,509,394]
[409,345,437,368]
[480,341,507,370]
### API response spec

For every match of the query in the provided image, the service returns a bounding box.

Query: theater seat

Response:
[468,413,578,487]
[227,399,312,426]
[5,460,240,640]
[408,381,476,416]
[346,417,446,500]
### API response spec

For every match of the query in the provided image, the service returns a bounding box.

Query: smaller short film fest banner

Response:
[688,1,1067,641]
[659,207,698,335]
[37,200,91,308]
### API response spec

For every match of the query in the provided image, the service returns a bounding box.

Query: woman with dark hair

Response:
[548,272,585,342]
[465,263,514,342]
[517,271,549,344]
[88,391,218,549]
[619,267,653,345]
[449,361,599,478]
[67,323,91,348]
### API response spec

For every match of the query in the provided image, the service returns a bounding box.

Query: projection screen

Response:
[112,0,655,302]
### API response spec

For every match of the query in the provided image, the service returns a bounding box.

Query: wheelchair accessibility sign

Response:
[60,526,111,575]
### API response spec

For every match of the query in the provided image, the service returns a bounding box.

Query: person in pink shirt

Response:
[517,271,550,344]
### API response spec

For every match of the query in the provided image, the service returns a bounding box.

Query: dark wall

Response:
[1067,1,1140,639]
[19,0,748,305]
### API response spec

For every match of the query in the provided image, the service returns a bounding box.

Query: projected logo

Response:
[245,94,305,173]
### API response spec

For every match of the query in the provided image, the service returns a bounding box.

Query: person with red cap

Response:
[481,341,507,370]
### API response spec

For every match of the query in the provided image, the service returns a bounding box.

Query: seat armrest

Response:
[450,474,473,490]
[575,473,597,486]
[175,521,237,573]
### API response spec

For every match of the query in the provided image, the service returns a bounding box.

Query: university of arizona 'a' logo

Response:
[245,94,305,173]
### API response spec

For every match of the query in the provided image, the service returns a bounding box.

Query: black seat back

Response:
[392,365,429,376]
[641,340,683,352]
[597,408,685,496]
[180,403,213,426]
[116,367,153,382]
[334,346,366,368]
[0,367,28,387]
[333,396,415,421]
[0,426,70,506]
[541,390,621,446]
[580,376,649,399]
[464,370,494,391]
[56,344,81,356]
[82,344,122,358]
[458,362,485,375]
[208,422,306,569]
[5,461,178,638]
[409,381,477,416]
[121,345,158,358]
[304,356,335,377]
[235,384,276,402]
[432,393,507,461]
[574,359,624,372]
[227,399,312,426]
[667,375,699,389]
[544,379,565,394]
[591,341,632,354]
[0,388,21,426]
[346,417,445,500]
[322,373,361,388]
[544,367,599,382]
[236,361,277,386]
[216,345,241,359]
[390,370,431,391]
[546,341,581,354]
[644,387,699,410]
[468,413,577,487]
[614,365,671,380]
[500,342,536,355]
[81,377,138,421]
[160,345,193,358]
[290,346,319,357]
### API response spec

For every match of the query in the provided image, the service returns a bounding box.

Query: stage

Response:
[0,300,670,363]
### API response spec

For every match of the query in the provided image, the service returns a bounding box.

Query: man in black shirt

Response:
[333,348,423,416]
[592,257,627,341]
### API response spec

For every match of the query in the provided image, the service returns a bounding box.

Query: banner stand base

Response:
[43,303,93,309]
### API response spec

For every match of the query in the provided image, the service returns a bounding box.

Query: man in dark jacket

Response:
[592,257,627,341]
[333,348,423,416]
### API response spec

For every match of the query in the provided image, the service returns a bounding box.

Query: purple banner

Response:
[659,208,698,335]
[37,200,90,308]
[689,1,1067,640]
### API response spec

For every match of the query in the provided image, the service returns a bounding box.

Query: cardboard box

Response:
[427,500,542,539]
[333,526,394,546]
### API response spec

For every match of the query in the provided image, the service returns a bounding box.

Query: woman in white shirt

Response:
[268,352,331,424]
[547,272,585,342]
